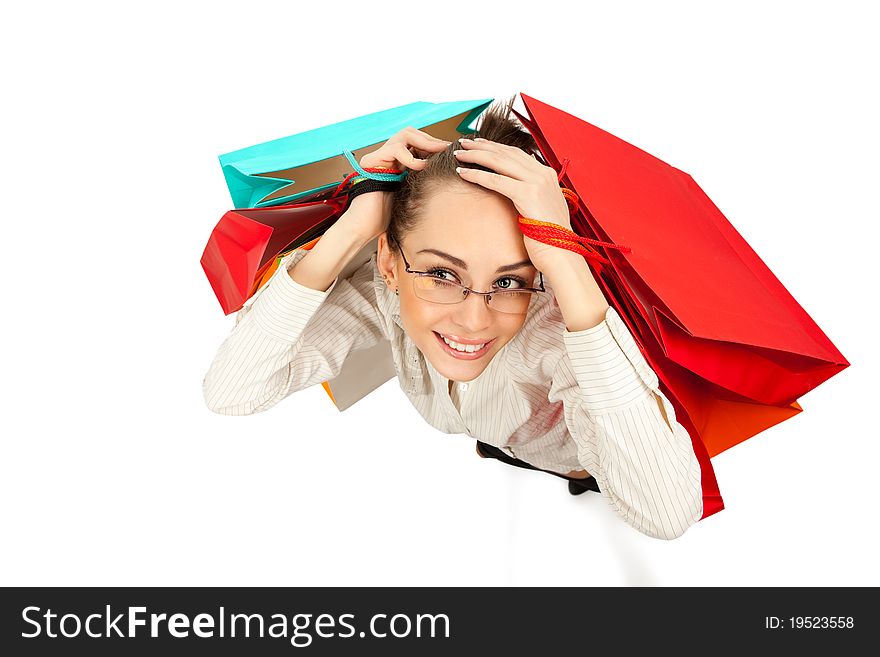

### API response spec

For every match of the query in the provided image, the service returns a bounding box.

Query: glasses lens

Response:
[412,277,533,314]
[488,290,533,314]
[413,276,465,303]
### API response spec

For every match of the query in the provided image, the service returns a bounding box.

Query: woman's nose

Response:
[452,292,494,333]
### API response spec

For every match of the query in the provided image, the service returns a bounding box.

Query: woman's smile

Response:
[433,331,496,360]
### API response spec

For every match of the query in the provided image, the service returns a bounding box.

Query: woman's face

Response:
[377,185,539,383]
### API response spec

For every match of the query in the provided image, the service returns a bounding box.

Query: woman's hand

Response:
[452,138,572,271]
[342,127,451,242]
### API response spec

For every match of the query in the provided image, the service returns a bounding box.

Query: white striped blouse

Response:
[203,248,704,540]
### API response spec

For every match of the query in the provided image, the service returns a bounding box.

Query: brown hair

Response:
[386,95,541,253]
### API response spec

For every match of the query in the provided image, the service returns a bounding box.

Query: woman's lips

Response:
[438,332,490,345]
[433,332,495,360]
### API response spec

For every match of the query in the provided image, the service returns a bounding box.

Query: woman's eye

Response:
[494,276,526,290]
[427,268,458,282]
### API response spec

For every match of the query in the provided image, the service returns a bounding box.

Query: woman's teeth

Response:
[440,334,488,352]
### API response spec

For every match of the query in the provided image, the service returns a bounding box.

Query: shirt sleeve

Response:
[547,305,704,540]
[202,249,385,415]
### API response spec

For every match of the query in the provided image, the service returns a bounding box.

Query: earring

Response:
[384,274,398,295]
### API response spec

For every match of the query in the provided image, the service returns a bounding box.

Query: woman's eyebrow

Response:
[416,249,533,273]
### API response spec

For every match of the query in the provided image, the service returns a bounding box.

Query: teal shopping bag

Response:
[219,98,493,209]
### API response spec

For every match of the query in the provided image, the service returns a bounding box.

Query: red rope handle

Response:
[557,158,571,182]
[519,218,610,264]
[518,182,631,274]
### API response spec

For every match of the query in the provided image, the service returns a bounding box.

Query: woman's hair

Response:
[386,95,541,254]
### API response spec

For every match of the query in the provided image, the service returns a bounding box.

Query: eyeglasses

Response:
[398,248,545,315]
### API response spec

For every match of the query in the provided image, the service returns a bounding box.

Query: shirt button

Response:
[460,383,469,391]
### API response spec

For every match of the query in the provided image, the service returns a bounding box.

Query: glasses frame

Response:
[398,247,545,314]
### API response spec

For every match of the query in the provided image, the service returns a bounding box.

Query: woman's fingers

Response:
[392,142,428,170]
[398,129,453,169]
[461,137,536,161]
[403,126,452,150]
[454,166,520,199]
[362,126,451,171]
[454,143,535,181]
[391,127,450,153]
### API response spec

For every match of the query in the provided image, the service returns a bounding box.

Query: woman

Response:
[203,98,704,540]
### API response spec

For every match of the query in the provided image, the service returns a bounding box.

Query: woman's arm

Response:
[202,218,384,416]
[287,203,381,293]
[548,306,704,540]
[535,249,702,539]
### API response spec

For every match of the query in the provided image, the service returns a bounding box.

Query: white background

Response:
[2,0,877,586]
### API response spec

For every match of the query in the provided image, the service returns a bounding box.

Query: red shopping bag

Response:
[200,196,348,315]
[515,93,849,520]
